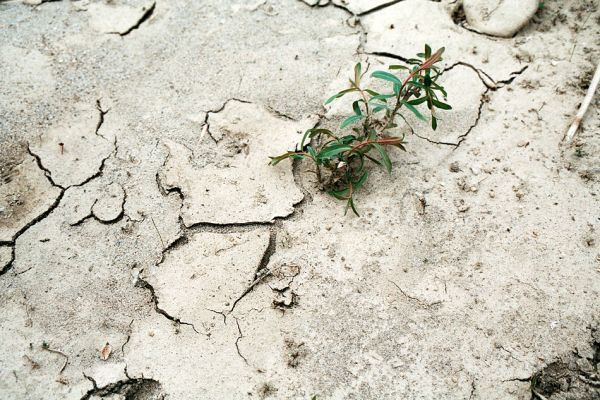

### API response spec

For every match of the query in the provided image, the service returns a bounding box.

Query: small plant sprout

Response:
[270,45,451,216]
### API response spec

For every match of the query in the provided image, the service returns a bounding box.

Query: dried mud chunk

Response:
[463,0,539,38]
[161,101,317,225]
[144,229,270,332]
[28,103,114,188]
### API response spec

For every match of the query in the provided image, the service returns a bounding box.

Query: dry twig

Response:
[565,63,600,144]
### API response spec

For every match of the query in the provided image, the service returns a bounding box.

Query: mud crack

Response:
[118,2,155,37]
[81,375,164,400]
[455,87,489,147]
[389,280,443,309]
[0,189,64,276]
[202,97,252,143]
[228,229,277,314]
[234,317,249,364]
[70,183,127,226]
[94,99,109,139]
[298,0,404,17]
[135,275,202,335]
[26,145,64,190]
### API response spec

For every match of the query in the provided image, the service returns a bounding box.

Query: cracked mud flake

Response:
[87,0,155,35]
[0,168,165,399]
[161,100,316,225]
[28,103,114,188]
[125,313,252,399]
[0,151,62,243]
[362,0,521,82]
[144,228,269,333]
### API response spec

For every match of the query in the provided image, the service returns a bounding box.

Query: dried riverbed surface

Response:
[1,0,599,399]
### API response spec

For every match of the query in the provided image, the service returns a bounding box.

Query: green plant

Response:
[270,45,451,216]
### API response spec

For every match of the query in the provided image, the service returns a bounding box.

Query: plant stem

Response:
[379,48,444,136]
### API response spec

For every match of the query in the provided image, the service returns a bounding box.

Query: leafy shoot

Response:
[270,45,451,216]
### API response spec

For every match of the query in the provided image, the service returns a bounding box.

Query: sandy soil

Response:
[0,0,599,399]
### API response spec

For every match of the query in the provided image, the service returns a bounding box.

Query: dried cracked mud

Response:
[0,0,599,399]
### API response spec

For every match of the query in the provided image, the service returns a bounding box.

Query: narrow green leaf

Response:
[389,64,409,70]
[348,198,360,216]
[364,153,383,166]
[432,116,438,131]
[407,97,428,106]
[340,114,363,129]
[432,99,452,110]
[324,88,357,105]
[368,94,395,103]
[425,44,432,58]
[354,63,362,86]
[434,85,448,97]
[365,89,380,96]
[372,143,392,173]
[424,74,432,87]
[371,70,402,85]
[318,143,352,159]
[352,170,369,189]
[300,128,336,148]
[407,80,425,90]
[339,134,358,144]
[269,151,298,166]
[372,104,391,113]
[352,100,362,116]
[329,188,349,200]
[402,101,427,121]
[324,94,340,105]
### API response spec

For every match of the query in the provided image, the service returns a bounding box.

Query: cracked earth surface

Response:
[1,0,599,399]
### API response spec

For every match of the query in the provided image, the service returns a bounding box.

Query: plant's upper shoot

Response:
[270,45,451,216]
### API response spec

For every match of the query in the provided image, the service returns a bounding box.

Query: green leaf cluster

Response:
[270,45,451,216]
